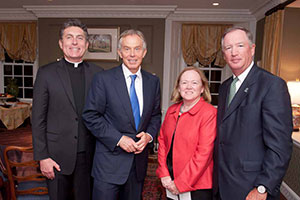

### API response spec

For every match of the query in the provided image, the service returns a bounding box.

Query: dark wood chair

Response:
[3,146,48,200]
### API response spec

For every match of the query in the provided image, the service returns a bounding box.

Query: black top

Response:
[167,114,181,180]
[65,59,86,152]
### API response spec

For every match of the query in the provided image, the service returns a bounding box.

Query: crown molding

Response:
[23,5,177,18]
[0,8,36,20]
[0,4,273,21]
[168,8,256,22]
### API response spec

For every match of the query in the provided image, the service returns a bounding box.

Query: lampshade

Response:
[287,81,300,105]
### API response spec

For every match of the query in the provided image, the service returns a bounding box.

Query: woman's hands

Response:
[161,176,180,195]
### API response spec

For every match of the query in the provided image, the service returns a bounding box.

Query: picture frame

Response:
[83,27,120,61]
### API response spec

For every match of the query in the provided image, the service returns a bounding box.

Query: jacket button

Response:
[75,118,78,121]
[74,136,78,139]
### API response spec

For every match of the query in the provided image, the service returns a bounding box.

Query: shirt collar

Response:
[233,61,254,82]
[64,57,83,68]
[122,63,142,79]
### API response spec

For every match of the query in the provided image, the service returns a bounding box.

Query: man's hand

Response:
[161,176,172,188]
[119,135,138,153]
[135,132,151,154]
[40,158,60,180]
[246,188,267,200]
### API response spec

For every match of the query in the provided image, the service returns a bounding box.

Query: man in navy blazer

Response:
[213,27,293,200]
[83,29,161,200]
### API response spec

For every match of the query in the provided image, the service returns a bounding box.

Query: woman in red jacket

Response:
[156,66,217,200]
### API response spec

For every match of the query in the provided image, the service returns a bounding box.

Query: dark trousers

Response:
[93,161,143,200]
[47,152,92,200]
[167,189,212,200]
[213,190,280,200]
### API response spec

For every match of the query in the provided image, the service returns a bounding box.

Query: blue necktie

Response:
[130,75,140,130]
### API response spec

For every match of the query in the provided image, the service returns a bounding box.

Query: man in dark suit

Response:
[213,27,293,200]
[82,29,161,200]
[32,19,103,200]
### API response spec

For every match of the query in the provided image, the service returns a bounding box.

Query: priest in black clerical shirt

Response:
[32,19,103,200]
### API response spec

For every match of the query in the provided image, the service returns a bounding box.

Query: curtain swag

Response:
[181,24,231,67]
[0,22,37,62]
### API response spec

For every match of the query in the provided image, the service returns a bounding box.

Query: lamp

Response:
[287,81,300,132]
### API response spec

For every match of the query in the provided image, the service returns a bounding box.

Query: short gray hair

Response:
[118,29,147,50]
[221,26,254,49]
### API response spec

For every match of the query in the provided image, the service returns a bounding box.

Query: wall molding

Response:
[169,8,256,21]
[281,181,300,200]
[0,3,279,20]
[23,5,177,19]
[0,8,36,20]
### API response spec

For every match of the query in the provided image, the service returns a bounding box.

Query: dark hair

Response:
[171,66,211,103]
[118,29,147,50]
[59,19,88,40]
[221,26,254,49]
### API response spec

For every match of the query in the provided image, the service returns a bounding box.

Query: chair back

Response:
[0,157,6,174]
[3,146,48,200]
[0,157,10,200]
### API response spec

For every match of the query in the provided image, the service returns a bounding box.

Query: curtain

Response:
[181,24,231,67]
[0,22,37,62]
[261,10,284,75]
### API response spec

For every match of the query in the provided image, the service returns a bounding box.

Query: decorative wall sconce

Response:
[287,80,300,132]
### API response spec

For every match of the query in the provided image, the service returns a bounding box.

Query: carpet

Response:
[142,154,167,200]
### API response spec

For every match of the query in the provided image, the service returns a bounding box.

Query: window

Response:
[193,59,224,106]
[0,51,37,100]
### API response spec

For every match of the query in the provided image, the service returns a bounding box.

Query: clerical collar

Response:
[64,58,83,68]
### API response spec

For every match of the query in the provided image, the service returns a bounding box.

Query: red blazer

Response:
[156,98,217,193]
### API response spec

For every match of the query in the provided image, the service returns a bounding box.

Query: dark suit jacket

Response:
[213,65,293,200]
[32,59,103,175]
[82,65,161,184]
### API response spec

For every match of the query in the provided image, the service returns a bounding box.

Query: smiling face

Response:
[59,26,89,63]
[222,29,255,76]
[178,70,204,104]
[117,34,147,73]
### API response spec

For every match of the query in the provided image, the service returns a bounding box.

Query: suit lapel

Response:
[56,59,76,112]
[222,66,258,122]
[113,66,136,130]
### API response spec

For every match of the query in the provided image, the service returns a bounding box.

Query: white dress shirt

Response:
[233,61,254,93]
[120,64,153,143]
[122,64,143,116]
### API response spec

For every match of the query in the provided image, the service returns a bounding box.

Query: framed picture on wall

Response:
[83,27,120,61]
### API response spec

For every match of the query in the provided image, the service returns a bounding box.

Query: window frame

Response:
[0,60,38,102]
[193,61,227,106]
